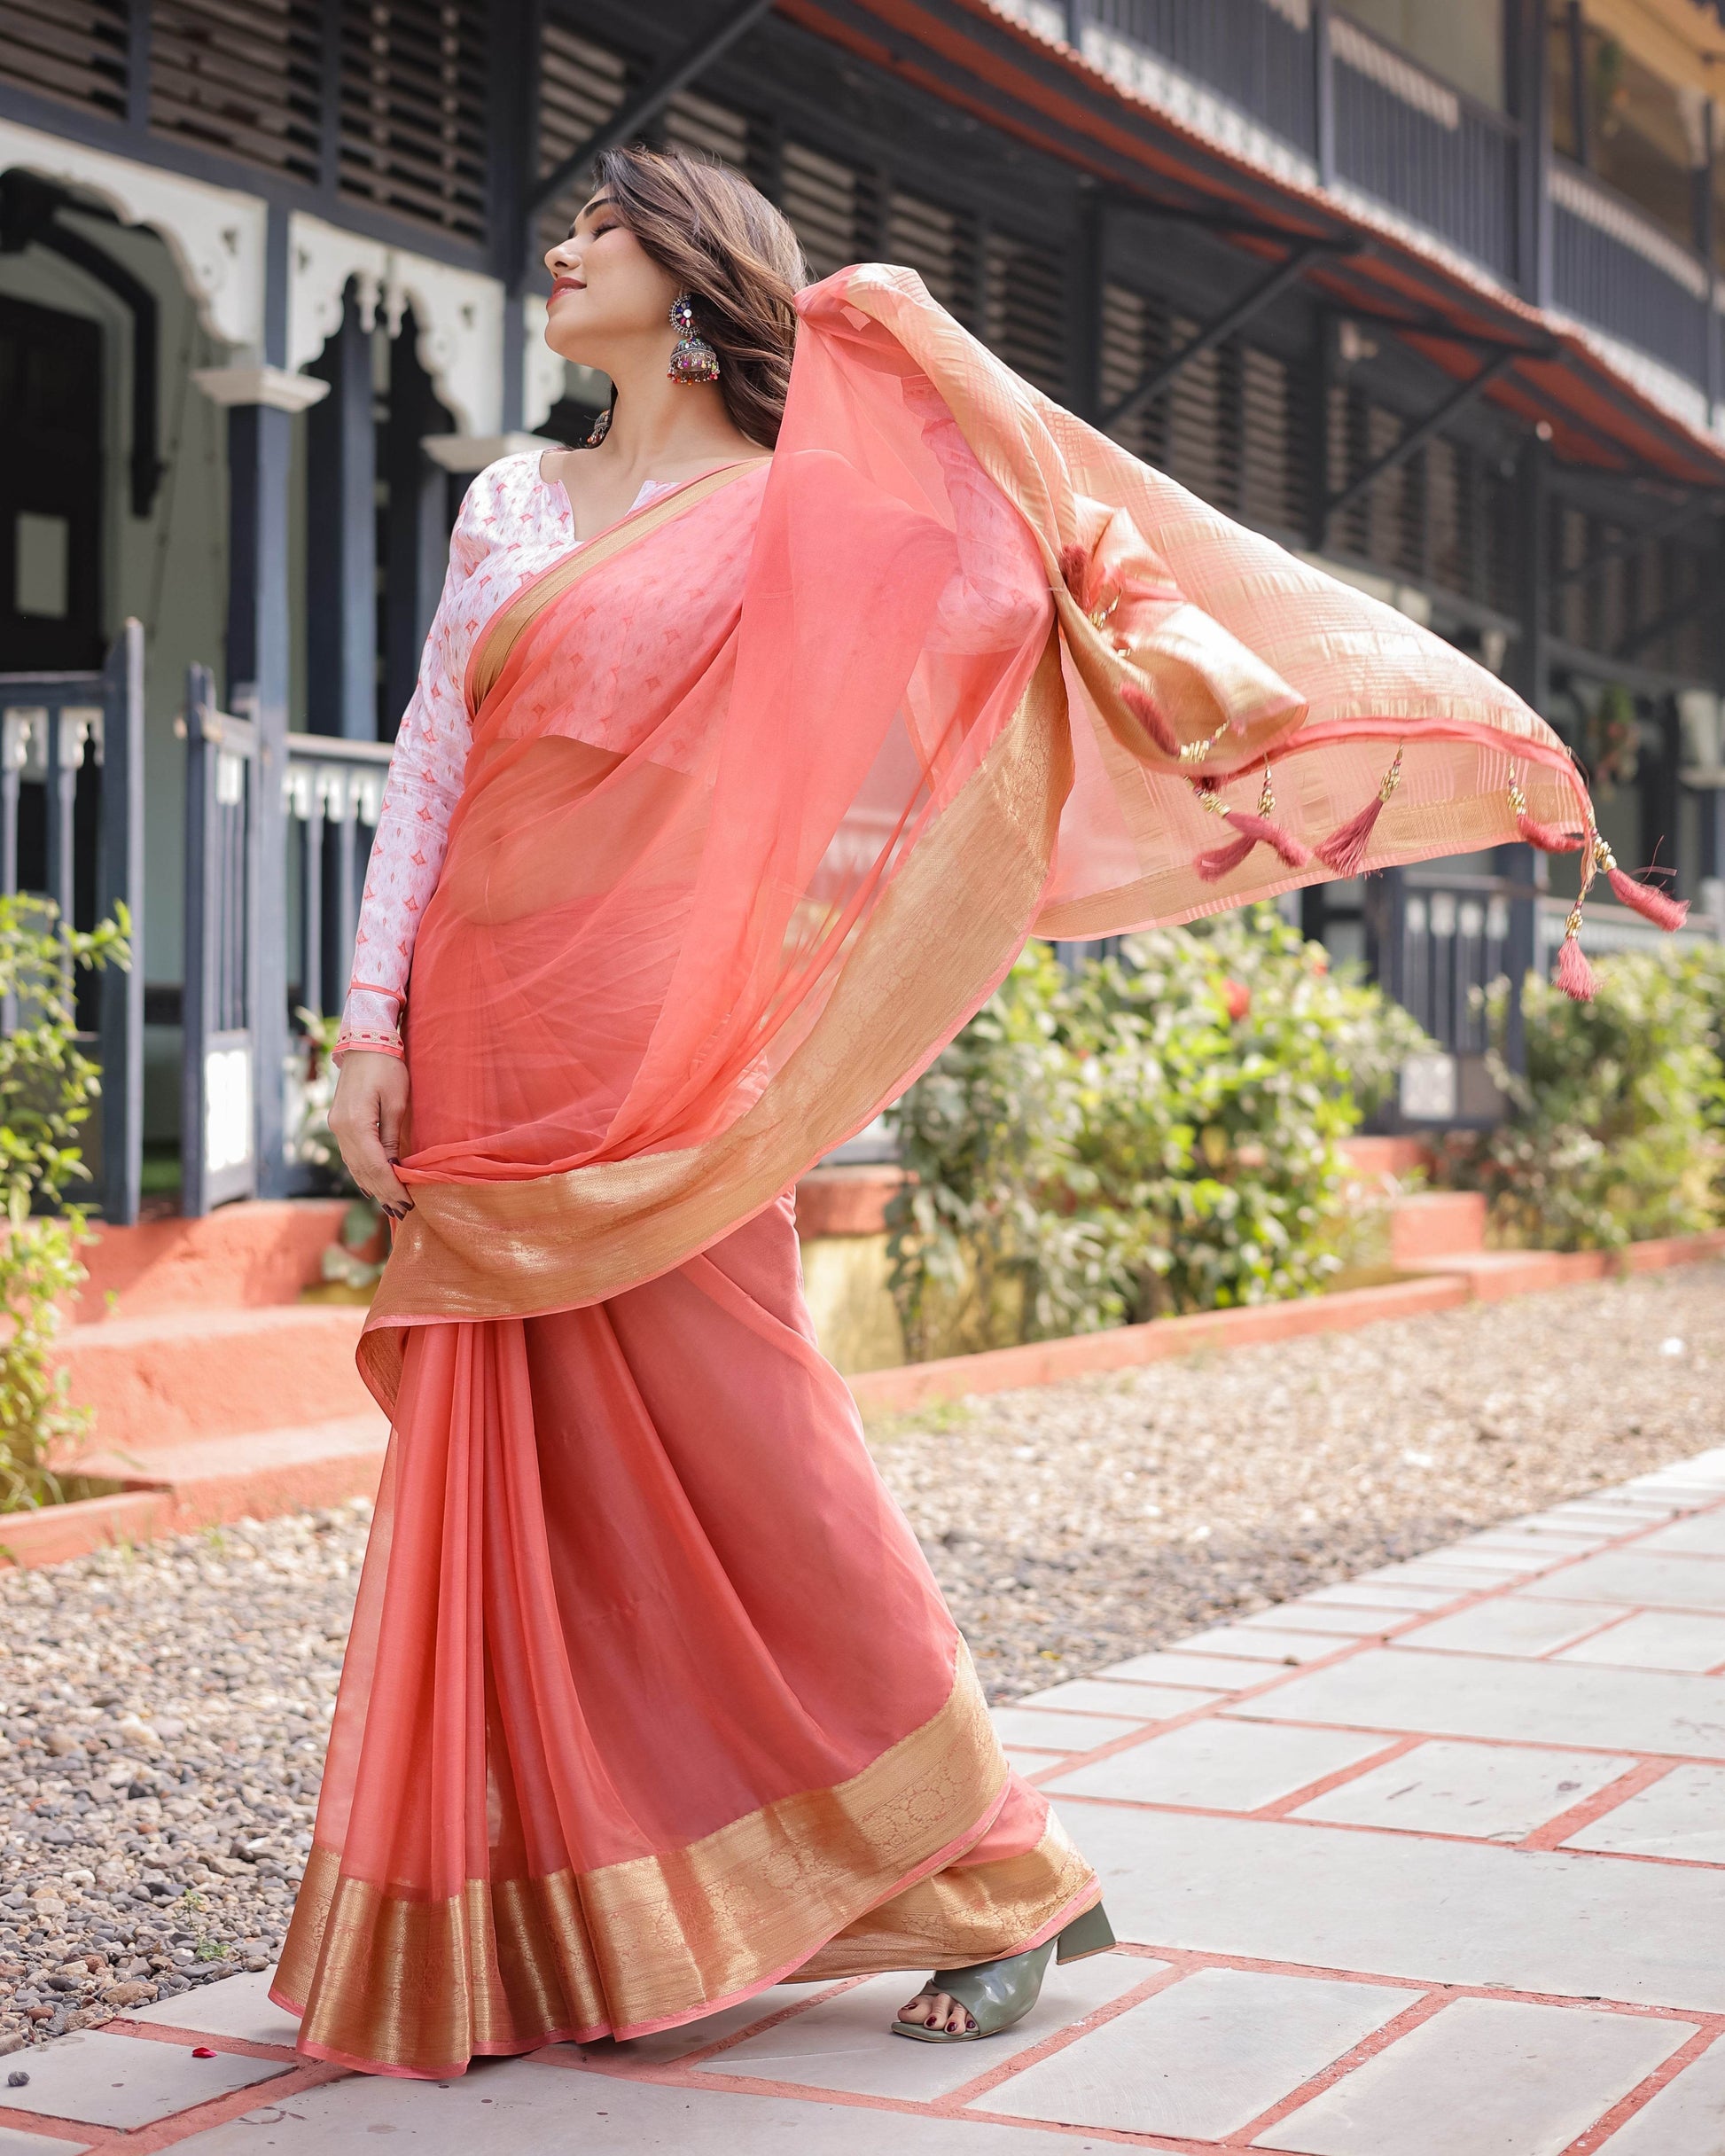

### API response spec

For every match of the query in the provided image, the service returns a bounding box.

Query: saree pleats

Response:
[277,1197,1093,2076]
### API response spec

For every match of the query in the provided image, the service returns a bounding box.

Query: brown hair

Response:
[591,145,806,448]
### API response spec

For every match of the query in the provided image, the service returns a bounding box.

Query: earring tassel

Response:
[1120,681,1181,760]
[1604,864,1689,930]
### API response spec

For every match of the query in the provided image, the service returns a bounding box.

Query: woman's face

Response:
[542,195,682,369]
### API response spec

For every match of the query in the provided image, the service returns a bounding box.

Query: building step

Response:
[55,1303,374,1456]
[71,1200,352,1324]
[76,1412,390,1533]
[1387,1190,1487,1263]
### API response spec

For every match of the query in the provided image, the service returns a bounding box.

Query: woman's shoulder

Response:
[451,450,562,565]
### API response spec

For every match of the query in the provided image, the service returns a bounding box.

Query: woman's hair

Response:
[591,145,807,448]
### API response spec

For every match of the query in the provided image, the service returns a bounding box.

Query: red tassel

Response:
[1120,680,1181,759]
[1606,864,1689,930]
[1554,932,1597,1002]
[1195,809,1310,882]
[1058,543,1091,596]
[1515,810,1584,854]
[1315,795,1385,877]
[1195,832,1257,882]
[1222,809,1310,870]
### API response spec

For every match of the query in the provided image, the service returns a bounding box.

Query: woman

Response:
[280,145,1621,2081]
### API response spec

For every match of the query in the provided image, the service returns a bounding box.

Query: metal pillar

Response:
[383,309,453,730]
[306,281,378,740]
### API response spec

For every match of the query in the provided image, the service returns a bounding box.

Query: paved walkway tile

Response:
[1596,2031,1725,2152]
[1562,1762,1725,1863]
[0,2132,92,2155]
[559,1986,816,2066]
[1637,1510,1725,1556]
[1289,1738,1638,1840]
[1554,1609,1725,1672]
[1254,1996,1693,2156]
[991,1706,1175,1753]
[0,2028,290,2129]
[1521,1550,1725,1613]
[1236,1606,1403,1638]
[1165,1626,1347,1665]
[1061,1803,1725,2007]
[1096,1650,1290,1691]
[122,1971,301,2046]
[983,1966,1408,2139]
[1398,1598,1627,1659]
[1293,1585,1460,1610]
[170,2060,1082,2152]
[1242,1643,1725,1756]
[1046,1719,1390,1809]
[1013,1676,1214,1716]
[692,1953,1152,2098]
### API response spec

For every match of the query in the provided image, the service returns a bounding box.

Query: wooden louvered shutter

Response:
[535,23,629,253]
[339,0,489,243]
[885,191,974,322]
[148,0,321,180]
[781,142,866,285]
[1,0,127,118]
[660,90,753,175]
[981,234,1066,399]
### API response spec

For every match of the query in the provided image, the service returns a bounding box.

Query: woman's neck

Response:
[593,363,758,480]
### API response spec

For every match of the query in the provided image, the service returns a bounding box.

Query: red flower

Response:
[1221,978,1251,1021]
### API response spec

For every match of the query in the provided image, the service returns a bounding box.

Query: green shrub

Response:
[886,906,1431,1357]
[0,896,130,1512]
[1437,949,1722,1251]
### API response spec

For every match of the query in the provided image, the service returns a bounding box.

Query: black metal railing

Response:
[180,664,261,1217]
[1366,863,1534,1127]
[285,734,391,1024]
[0,624,144,1223]
[1086,0,1315,152]
[1550,163,1712,390]
[1331,23,1518,282]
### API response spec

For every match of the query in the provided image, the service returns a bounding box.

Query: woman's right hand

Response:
[329,1051,414,1220]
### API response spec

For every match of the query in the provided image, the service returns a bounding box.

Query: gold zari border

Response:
[360,631,1072,1403]
[276,1644,1009,2073]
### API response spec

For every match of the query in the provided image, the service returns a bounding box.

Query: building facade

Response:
[3,0,1723,1182]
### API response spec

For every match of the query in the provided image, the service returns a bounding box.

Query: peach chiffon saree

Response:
[276,267,1600,2076]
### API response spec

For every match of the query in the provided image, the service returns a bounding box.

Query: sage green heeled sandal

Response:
[891,1900,1116,2043]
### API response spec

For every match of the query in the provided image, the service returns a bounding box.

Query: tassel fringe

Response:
[1555,930,1597,1002]
[1508,777,1584,854]
[1596,843,1690,931]
[1195,832,1258,882]
[1058,543,1089,595]
[1119,682,1181,760]
[1315,747,1403,877]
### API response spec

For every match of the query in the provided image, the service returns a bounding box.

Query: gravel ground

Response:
[869,1262,1725,1699]
[1,1261,1720,2047]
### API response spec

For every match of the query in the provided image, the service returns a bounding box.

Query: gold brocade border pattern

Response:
[358,632,1072,1404]
[791,1809,1098,1982]
[276,1644,1007,2074]
[467,460,763,713]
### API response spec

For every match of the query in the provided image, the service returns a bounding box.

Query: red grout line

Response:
[1216,1984,1454,2149]
[1557,2020,1723,2155]
[94,2017,302,2061]
[930,1962,1185,2113]
[0,2059,349,2156]
[1518,1758,1679,1852]
[1248,1733,1422,1820]
[1531,1608,1644,1660]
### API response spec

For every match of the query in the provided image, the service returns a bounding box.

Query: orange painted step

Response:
[55,1304,374,1456]
[71,1200,351,1323]
[77,1412,390,1533]
[1388,1190,1487,1263]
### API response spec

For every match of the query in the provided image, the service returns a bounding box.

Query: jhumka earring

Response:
[584,404,613,447]
[667,293,721,385]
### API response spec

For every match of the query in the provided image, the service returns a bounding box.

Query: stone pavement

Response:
[6,1448,1725,2154]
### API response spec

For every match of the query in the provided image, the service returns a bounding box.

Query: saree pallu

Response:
[278,265,1604,2076]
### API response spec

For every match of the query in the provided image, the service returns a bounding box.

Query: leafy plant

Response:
[0,896,130,1512]
[1436,949,1722,1250]
[886,907,1432,1357]
[291,1008,386,1297]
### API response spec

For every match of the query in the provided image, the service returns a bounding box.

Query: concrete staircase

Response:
[54,1202,388,1535]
